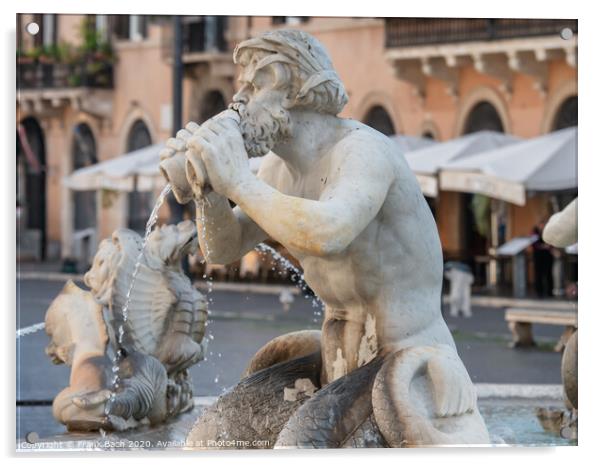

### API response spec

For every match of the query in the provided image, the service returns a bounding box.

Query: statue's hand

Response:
[159,122,200,162]
[71,388,112,410]
[159,122,206,203]
[187,113,250,198]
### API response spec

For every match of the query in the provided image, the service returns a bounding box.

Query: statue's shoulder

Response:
[331,121,399,172]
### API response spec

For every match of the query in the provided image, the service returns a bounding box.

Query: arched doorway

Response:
[17,117,46,259]
[460,101,505,284]
[363,106,395,136]
[462,101,504,134]
[200,90,227,123]
[126,119,153,233]
[72,123,98,232]
[552,96,577,131]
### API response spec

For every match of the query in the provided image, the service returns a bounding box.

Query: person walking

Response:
[444,261,474,318]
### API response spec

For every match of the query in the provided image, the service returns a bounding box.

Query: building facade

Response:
[17,15,577,289]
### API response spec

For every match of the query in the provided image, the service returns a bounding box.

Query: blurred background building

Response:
[16,14,577,295]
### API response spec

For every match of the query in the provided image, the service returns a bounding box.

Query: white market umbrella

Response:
[389,134,437,153]
[63,143,166,192]
[404,130,520,197]
[439,127,577,206]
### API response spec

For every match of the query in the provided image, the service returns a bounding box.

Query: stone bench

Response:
[505,308,577,352]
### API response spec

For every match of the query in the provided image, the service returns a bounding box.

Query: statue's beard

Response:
[229,102,292,158]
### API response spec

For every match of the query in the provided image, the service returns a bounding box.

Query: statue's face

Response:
[231,57,292,157]
[146,220,198,265]
[84,239,120,303]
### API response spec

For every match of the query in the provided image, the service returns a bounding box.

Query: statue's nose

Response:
[232,89,249,105]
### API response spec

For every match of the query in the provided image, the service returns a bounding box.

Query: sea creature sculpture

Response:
[44,220,208,431]
[45,280,169,431]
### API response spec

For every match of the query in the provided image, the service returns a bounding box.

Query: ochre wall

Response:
[17,16,578,260]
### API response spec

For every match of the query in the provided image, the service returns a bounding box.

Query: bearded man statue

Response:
[161,29,490,449]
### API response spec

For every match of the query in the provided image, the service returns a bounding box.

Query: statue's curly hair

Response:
[233,29,349,115]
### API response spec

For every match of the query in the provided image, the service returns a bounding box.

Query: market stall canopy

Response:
[389,134,437,153]
[404,130,520,197]
[439,127,577,206]
[63,143,165,192]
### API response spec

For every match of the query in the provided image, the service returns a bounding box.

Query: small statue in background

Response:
[44,220,208,431]
[45,280,170,431]
[540,198,577,440]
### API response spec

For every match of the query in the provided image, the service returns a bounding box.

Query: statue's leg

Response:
[274,355,387,448]
[243,330,321,378]
[372,345,490,446]
[186,350,322,449]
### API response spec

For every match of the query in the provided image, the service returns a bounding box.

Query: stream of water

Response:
[106,184,324,401]
[254,243,324,322]
[108,183,173,402]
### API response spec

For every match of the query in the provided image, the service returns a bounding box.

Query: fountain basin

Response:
[17,388,575,451]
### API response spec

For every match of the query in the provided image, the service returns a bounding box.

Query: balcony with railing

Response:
[17,60,114,90]
[163,16,236,80]
[384,18,577,99]
[385,18,578,48]
[182,16,228,54]
[17,53,115,118]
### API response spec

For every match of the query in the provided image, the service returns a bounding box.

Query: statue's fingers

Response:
[187,136,212,158]
[166,137,186,152]
[159,147,176,161]
[176,128,192,141]
[185,121,200,133]
[72,389,112,409]
[199,123,220,139]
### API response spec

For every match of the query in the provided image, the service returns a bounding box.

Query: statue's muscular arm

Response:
[227,136,396,258]
[193,155,286,265]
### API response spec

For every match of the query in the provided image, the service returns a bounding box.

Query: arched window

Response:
[126,120,153,233]
[363,106,395,136]
[200,90,227,123]
[462,101,504,134]
[17,117,47,259]
[72,123,97,231]
[552,96,577,131]
[460,101,505,281]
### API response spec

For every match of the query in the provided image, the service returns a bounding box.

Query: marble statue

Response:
[543,198,577,250]
[161,29,490,447]
[84,221,207,375]
[45,280,170,431]
[542,198,577,439]
[44,220,208,431]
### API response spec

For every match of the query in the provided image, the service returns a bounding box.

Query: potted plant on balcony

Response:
[16,49,33,64]
[74,17,115,87]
